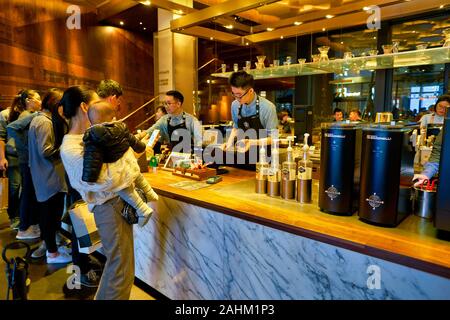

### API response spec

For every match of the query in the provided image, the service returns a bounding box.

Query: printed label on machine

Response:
[297,166,312,180]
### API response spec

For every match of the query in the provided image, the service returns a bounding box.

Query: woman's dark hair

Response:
[166,90,184,104]
[434,94,450,112]
[41,88,67,149]
[8,89,38,123]
[228,71,254,89]
[60,86,97,119]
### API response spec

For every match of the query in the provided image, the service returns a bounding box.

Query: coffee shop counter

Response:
[134,167,450,299]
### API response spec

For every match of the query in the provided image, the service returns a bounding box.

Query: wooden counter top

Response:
[143,167,450,279]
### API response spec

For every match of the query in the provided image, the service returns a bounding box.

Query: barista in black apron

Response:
[167,112,195,154]
[235,96,269,166]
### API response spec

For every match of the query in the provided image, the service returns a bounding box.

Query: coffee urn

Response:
[358,124,416,227]
[319,122,362,215]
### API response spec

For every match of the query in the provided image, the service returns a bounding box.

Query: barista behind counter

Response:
[222,71,278,163]
[146,90,202,154]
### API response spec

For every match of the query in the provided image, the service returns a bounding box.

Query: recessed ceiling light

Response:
[294,21,302,26]
[139,22,143,25]
[325,15,334,19]
[322,28,326,31]
[140,0,151,5]
[246,42,249,46]
[340,41,344,44]
[373,36,376,39]
[225,25,233,29]
[119,21,124,26]
[143,27,147,30]
[439,5,444,9]
[210,37,214,40]
[266,28,274,31]
[280,36,284,39]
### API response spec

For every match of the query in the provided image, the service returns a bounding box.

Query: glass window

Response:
[392,64,445,120]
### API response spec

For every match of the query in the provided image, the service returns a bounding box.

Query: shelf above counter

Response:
[211,47,450,80]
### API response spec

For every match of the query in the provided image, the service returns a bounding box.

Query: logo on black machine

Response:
[325,185,341,200]
[366,193,384,210]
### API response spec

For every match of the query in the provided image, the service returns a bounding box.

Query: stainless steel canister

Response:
[267,181,280,197]
[413,187,436,220]
[297,179,312,203]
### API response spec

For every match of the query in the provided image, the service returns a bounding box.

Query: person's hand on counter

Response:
[235,139,256,153]
[413,174,429,187]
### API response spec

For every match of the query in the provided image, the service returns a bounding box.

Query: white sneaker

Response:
[31,242,47,259]
[46,250,72,264]
[16,226,40,240]
[58,245,72,255]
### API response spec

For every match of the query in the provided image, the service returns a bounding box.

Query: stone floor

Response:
[0,210,153,300]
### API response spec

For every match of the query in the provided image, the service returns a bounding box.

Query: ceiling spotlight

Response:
[340,41,344,44]
[246,42,249,46]
[143,27,147,30]
[141,1,151,5]
[322,28,326,31]
[210,37,214,40]
[266,27,274,31]
[119,21,124,26]
[325,15,334,19]
[294,21,302,26]
[439,5,444,9]
[280,36,284,39]
[139,22,143,25]
[373,36,376,39]
[225,25,233,29]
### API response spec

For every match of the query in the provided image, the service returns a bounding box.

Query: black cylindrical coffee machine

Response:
[359,124,417,227]
[319,122,362,215]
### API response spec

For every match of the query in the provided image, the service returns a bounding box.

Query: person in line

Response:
[333,107,344,122]
[60,86,148,300]
[28,88,71,264]
[7,99,41,240]
[97,79,123,116]
[146,90,202,153]
[0,89,41,230]
[82,100,158,226]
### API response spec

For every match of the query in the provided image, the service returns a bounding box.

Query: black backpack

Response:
[2,241,31,300]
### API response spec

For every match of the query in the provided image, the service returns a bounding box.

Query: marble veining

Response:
[134,196,450,300]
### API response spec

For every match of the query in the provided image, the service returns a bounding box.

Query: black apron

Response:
[167,112,194,153]
[234,96,268,167]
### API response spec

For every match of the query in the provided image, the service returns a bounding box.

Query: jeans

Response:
[7,164,21,220]
[18,164,39,231]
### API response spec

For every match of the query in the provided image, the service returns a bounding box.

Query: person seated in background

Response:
[349,108,362,122]
[333,107,344,122]
[278,110,292,134]
[155,105,167,121]
[82,100,158,227]
[418,95,450,129]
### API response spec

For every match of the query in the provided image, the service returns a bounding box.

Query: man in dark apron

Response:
[146,90,202,155]
[222,71,278,167]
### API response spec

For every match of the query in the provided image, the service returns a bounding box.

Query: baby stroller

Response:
[2,241,31,300]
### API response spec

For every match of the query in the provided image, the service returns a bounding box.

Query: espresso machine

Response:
[319,122,362,215]
[358,124,417,227]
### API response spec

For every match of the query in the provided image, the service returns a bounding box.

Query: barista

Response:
[419,95,450,128]
[222,71,278,155]
[146,90,202,153]
[413,95,450,186]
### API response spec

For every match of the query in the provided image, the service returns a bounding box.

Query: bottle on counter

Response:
[297,133,312,203]
[267,139,281,197]
[255,143,269,193]
[281,136,296,199]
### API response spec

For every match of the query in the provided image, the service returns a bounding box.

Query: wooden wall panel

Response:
[0,0,154,131]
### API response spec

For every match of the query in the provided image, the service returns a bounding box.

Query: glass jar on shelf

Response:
[443,28,450,47]
[318,46,330,66]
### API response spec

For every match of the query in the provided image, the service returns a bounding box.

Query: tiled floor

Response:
[0,210,154,300]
